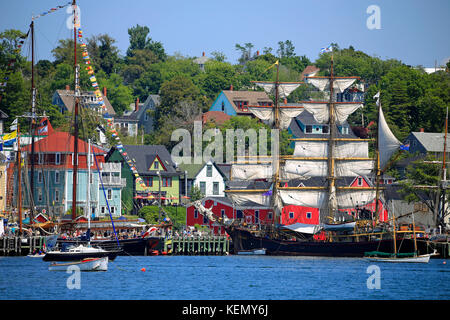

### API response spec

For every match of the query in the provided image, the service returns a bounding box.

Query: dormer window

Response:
[234,100,248,111]
[305,125,312,133]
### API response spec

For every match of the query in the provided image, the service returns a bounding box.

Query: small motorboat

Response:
[237,248,266,255]
[49,257,108,272]
[27,252,46,258]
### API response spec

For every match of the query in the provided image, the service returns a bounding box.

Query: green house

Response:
[106,145,182,215]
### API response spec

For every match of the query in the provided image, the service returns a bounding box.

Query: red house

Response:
[186,196,274,235]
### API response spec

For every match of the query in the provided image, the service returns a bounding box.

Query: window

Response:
[55,152,61,165]
[306,212,312,219]
[199,181,206,195]
[162,177,172,187]
[107,189,112,200]
[357,177,363,186]
[38,188,43,202]
[110,206,115,214]
[206,165,212,177]
[54,189,60,202]
[234,100,248,111]
[38,153,44,164]
[203,214,208,224]
[236,210,243,219]
[221,101,225,112]
[267,212,273,221]
[145,177,153,187]
[289,212,294,219]
[154,161,159,170]
[194,209,198,219]
[305,125,312,133]
[213,182,219,195]
[101,207,106,215]
[38,171,43,183]
[90,173,93,184]
[323,126,329,134]
[255,210,259,223]
[55,171,60,184]
[72,153,78,165]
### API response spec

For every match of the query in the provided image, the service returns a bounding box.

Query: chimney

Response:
[135,97,139,112]
[65,85,70,91]
[284,98,288,104]
[230,84,233,91]
[103,87,107,97]
[202,52,205,57]
[420,128,424,132]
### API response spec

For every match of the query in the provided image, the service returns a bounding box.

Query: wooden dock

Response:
[0,236,47,256]
[163,236,230,255]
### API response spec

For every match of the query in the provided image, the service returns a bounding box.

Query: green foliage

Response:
[139,205,186,228]
[190,185,204,201]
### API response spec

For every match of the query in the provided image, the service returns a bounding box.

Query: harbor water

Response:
[1,255,449,300]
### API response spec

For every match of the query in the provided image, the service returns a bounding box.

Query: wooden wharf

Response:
[163,236,230,255]
[0,236,46,256]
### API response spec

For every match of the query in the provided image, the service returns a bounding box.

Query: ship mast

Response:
[374,91,382,226]
[71,0,79,221]
[29,19,36,224]
[327,54,337,221]
[17,120,22,235]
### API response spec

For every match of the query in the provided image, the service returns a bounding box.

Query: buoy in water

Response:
[141,267,146,272]
[443,261,446,265]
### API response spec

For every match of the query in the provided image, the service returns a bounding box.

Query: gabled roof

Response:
[289,110,359,139]
[197,111,231,126]
[300,65,320,80]
[22,131,105,154]
[116,145,180,176]
[0,110,8,119]
[409,132,450,153]
[222,90,272,114]
[55,89,116,116]
[193,160,228,181]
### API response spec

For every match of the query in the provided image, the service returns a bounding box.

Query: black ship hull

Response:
[226,226,431,257]
[43,250,120,262]
[56,237,161,256]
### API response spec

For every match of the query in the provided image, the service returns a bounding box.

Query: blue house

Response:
[209,89,272,117]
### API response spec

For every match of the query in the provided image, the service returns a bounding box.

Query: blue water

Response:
[0,255,449,300]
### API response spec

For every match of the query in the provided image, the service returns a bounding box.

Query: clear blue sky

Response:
[1,0,449,67]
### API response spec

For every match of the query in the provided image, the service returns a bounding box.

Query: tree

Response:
[277,40,295,58]
[399,154,450,228]
[211,51,226,62]
[126,24,166,61]
[235,43,254,64]
[86,34,120,75]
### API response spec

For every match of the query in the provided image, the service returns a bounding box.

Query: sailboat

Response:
[364,212,438,263]
[43,0,120,265]
[194,53,426,257]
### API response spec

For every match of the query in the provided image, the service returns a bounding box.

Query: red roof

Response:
[300,65,320,80]
[22,131,105,154]
[199,111,231,126]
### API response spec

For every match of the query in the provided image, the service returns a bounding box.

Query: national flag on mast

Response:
[320,45,333,54]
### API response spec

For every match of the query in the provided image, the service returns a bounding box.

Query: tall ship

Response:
[194,54,429,257]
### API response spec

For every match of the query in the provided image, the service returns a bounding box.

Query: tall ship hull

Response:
[56,236,160,256]
[226,226,428,257]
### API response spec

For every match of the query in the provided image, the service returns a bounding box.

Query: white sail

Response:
[302,102,363,124]
[248,106,304,130]
[279,188,375,209]
[283,159,374,178]
[231,163,273,180]
[378,105,401,169]
[253,82,302,99]
[281,223,322,234]
[227,191,271,207]
[306,78,358,93]
[293,140,369,158]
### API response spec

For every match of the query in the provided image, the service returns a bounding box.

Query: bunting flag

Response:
[32,2,71,20]
[76,21,167,196]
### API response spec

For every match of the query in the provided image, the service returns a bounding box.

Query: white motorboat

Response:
[48,257,108,271]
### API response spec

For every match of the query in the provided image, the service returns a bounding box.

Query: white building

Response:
[193,160,227,197]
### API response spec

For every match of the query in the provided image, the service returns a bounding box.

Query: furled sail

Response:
[302,102,363,124]
[253,82,302,99]
[231,163,273,180]
[378,105,401,169]
[279,188,376,209]
[227,191,271,207]
[293,140,370,158]
[248,106,304,130]
[283,159,374,178]
[305,77,358,93]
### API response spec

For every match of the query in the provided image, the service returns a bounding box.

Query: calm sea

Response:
[1,255,449,301]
